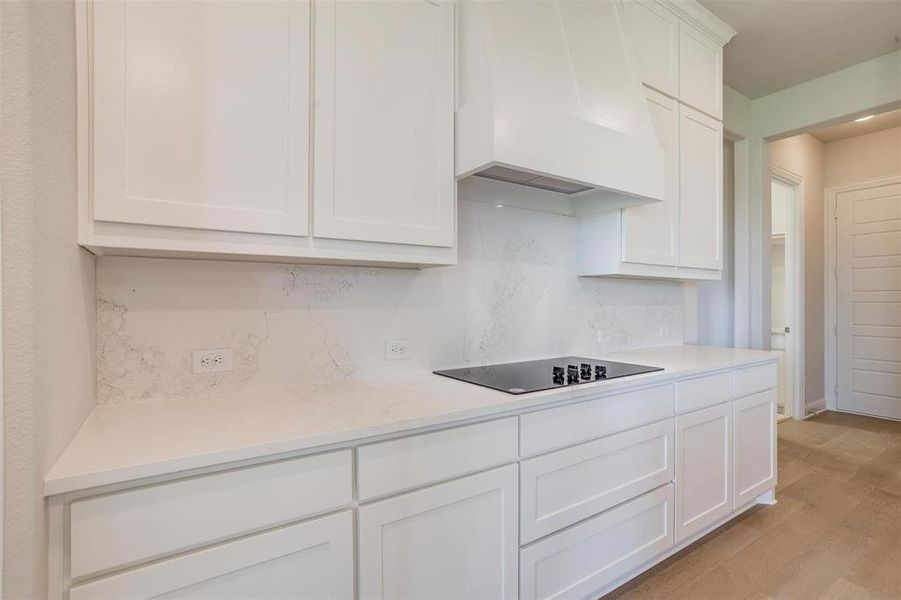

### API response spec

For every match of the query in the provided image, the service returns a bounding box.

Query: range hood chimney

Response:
[456,0,665,212]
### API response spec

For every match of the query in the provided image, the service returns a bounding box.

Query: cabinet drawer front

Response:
[521,384,675,456]
[357,417,518,501]
[71,450,352,579]
[70,511,354,600]
[520,484,674,600]
[521,420,674,543]
[675,371,733,414]
[734,362,777,398]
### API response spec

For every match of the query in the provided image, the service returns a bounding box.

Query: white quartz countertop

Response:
[45,345,778,496]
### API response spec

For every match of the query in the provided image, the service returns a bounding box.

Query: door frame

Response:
[825,173,901,413]
[770,165,805,420]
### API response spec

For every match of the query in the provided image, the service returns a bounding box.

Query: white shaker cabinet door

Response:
[678,21,723,119]
[313,0,455,248]
[90,0,311,236]
[734,389,777,508]
[622,0,679,97]
[678,104,723,270]
[358,465,519,600]
[68,511,354,600]
[675,402,732,543]
[622,88,679,267]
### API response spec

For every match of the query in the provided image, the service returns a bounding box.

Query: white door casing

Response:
[831,178,901,419]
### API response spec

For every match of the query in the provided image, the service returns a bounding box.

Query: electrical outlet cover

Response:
[385,340,411,360]
[192,348,234,374]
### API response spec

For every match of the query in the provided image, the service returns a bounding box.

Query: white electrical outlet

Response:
[385,340,411,360]
[192,348,234,374]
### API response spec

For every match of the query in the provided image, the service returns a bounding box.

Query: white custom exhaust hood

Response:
[456,0,665,214]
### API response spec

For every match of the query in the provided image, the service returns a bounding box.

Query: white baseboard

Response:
[804,398,827,418]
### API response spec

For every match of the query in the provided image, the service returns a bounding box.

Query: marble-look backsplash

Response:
[97,200,686,405]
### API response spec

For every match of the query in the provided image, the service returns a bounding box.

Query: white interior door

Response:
[836,181,901,419]
[770,178,794,419]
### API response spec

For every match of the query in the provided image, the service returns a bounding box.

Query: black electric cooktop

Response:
[434,356,663,395]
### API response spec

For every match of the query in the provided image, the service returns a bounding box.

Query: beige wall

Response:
[824,125,901,187]
[1,2,97,598]
[769,134,825,410]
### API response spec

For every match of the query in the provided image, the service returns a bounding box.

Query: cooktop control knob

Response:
[552,366,565,385]
[595,365,607,379]
[566,365,579,384]
[580,363,592,380]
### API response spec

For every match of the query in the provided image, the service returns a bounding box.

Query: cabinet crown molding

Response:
[658,0,737,45]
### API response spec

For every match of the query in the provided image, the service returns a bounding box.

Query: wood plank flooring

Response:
[604,411,901,600]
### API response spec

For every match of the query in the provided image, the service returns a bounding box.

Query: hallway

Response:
[606,411,901,599]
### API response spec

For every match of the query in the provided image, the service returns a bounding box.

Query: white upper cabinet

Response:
[78,0,456,267]
[622,88,680,267]
[313,0,455,248]
[623,0,679,97]
[90,0,311,236]
[679,104,723,270]
[679,21,723,119]
[578,1,732,280]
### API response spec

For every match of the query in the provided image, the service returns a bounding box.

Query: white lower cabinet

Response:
[520,484,674,600]
[69,511,354,600]
[50,360,780,600]
[675,402,733,543]
[358,464,519,600]
[734,389,777,508]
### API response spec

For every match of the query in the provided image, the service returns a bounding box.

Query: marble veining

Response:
[97,200,686,405]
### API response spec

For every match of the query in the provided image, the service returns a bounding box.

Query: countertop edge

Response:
[45,349,780,497]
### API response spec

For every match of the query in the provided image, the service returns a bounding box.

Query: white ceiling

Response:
[699,0,901,99]
[809,107,901,142]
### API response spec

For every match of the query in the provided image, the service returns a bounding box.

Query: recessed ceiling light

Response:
[495,204,504,208]
[855,115,875,122]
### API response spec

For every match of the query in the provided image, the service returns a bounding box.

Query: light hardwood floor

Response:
[604,411,901,600]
